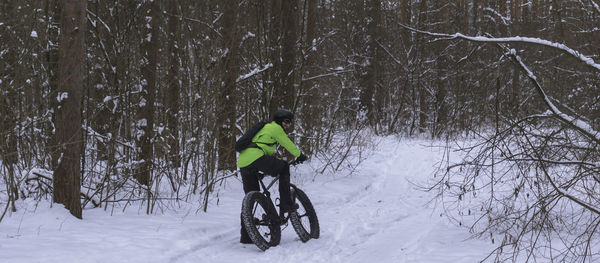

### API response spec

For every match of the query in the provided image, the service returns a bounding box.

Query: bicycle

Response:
[240,161,320,251]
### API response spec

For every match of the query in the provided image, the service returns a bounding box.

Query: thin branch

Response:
[399,24,600,146]
[590,0,600,14]
[524,132,600,216]
[504,48,600,146]
[398,23,600,72]
[163,12,222,39]
[236,63,272,83]
[301,69,354,82]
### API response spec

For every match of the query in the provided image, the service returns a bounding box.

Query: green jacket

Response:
[237,121,301,168]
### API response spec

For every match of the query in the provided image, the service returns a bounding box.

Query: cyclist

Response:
[237,109,307,244]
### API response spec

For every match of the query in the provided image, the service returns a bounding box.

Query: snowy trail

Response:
[1,138,493,263]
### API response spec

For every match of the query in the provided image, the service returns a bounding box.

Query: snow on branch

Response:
[506,48,600,145]
[301,67,354,82]
[236,63,272,83]
[398,24,600,72]
[591,0,600,14]
[399,24,600,145]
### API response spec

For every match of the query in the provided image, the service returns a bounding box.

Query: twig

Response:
[397,23,600,71]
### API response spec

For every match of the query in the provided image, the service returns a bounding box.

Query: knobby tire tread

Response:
[241,191,281,251]
[289,185,320,242]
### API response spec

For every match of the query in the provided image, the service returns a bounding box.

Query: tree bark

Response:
[136,0,160,185]
[47,0,61,170]
[217,0,240,171]
[167,0,181,168]
[359,0,381,126]
[53,0,85,219]
[0,4,18,210]
[299,0,319,154]
[278,0,299,111]
[268,0,282,114]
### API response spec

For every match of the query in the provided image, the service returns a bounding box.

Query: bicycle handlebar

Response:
[289,157,307,166]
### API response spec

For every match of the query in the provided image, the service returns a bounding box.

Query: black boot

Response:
[281,202,299,213]
[240,236,253,244]
[240,214,253,244]
[240,228,253,244]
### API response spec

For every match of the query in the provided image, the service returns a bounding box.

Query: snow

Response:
[30,30,38,38]
[243,32,256,41]
[401,24,600,71]
[451,33,600,71]
[510,48,600,143]
[237,63,273,83]
[592,1,600,13]
[483,7,510,25]
[0,138,494,262]
[137,118,147,127]
[57,92,69,103]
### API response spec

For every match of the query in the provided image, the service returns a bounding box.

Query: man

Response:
[237,109,307,244]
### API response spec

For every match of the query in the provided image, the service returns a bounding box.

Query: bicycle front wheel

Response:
[241,191,281,251]
[289,185,320,242]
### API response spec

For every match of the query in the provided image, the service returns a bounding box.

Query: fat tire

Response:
[241,191,281,251]
[289,185,320,242]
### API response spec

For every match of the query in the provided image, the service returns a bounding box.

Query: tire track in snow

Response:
[165,139,492,263]
[313,141,411,259]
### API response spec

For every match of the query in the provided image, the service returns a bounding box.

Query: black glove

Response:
[295,153,308,164]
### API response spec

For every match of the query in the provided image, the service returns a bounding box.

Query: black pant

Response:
[240,155,292,241]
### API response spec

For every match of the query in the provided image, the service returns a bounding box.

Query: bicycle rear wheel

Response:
[289,185,320,242]
[241,191,281,251]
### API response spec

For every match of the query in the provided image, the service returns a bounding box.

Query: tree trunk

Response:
[47,0,61,170]
[53,0,85,219]
[359,0,381,126]
[278,0,299,111]
[400,0,411,47]
[217,0,240,171]
[417,0,428,134]
[0,16,18,210]
[136,0,160,185]
[299,0,319,154]
[167,0,181,168]
[268,0,282,114]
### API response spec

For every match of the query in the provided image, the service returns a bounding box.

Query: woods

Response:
[0,0,599,261]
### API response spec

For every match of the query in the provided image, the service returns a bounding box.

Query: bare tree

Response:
[136,0,160,186]
[267,0,282,114]
[53,0,85,219]
[167,0,181,169]
[278,0,299,111]
[409,28,600,262]
[359,0,381,127]
[216,0,240,172]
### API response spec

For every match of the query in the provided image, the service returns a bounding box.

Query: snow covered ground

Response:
[1,138,495,263]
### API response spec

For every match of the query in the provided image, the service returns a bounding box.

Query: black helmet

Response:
[273,109,294,124]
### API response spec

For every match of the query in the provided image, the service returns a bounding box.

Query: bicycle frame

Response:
[256,174,295,224]
[259,173,279,193]
[256,159,297,195]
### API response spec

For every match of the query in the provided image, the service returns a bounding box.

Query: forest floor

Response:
[1,137,495,263]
